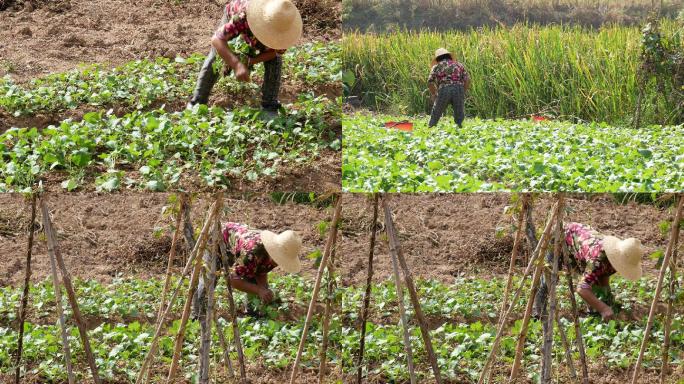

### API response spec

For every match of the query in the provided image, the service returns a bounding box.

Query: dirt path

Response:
[0,0,341,82]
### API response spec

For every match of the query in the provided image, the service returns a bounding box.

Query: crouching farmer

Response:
[534,222,644,322]
[428,48,470,128]
[188,0,303,119]
[193,222,302,318]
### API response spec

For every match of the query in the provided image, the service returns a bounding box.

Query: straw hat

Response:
[247,0,303,50]
[602,236,643,281]
[261,230,302,273]
[434,47,452,59]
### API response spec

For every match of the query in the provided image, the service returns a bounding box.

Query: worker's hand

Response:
[258,287,274,303]
[600,307,614,322]
[234,61,250,82]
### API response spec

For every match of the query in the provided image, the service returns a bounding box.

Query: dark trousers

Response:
[189,11,283,110]
[429,84,465,128]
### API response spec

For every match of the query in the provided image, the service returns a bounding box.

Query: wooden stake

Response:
[481,194,529,384]
[563,246,589,384]
[14,194,37,384]
[356,194,379,384]
[136,197,219,384]
[289,194,343,384]
[555,310,576,380]
[213,311,235,378]
[157,193,186,321]
[478,201,560,383]
[41,198,101,384]
[167,194,223,382]
[541,195,564,383]
[660,225,680,384]
[386,203,416,384]
[631,195,683,384]
[43,198,75,384]
[318,244,337,384]
[216,219,247,383]
[383,196,442,384]
[199,227,219,384]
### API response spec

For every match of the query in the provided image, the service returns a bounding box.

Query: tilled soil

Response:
[0,0,341,82]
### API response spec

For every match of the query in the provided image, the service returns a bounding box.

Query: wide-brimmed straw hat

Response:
[602,236,643,281]
[434,47,452,59]
[261,230,302,273]
[247,0,303,50]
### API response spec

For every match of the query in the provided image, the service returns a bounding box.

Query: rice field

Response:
[343,21,683,125]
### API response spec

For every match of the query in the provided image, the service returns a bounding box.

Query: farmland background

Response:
[343,20,683,125]
[342,0,684,32]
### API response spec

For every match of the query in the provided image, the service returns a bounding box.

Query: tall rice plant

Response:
[343,21,681,124]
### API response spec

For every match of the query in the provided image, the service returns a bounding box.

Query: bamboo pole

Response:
[386,204,416,384]
[41,198,101,384]
[42,198,75,384]
[509,253,546,382]
[541,195,564,383]
[136,197,219,384]
[383,196,442,384]
[216,219,247,383]
[481,194,529,384]
[157,194,186,321]
[199,228,219,384]
[167,194,223,382]
[289,194,343,384]
[555,310,576,380]
[660,227,680,384]
[14,194,37,384]
[631,195,683,384]
[478,201,560,383]
[213,311,235,378]
[318,245,337,383]
[356,194,379,384]
[563,246,589,384]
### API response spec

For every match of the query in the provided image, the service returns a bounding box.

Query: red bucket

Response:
[384,121,413,132]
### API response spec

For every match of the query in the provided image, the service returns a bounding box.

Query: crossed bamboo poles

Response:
[11,193,684,383]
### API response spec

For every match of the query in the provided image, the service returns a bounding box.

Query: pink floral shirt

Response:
[223,222,277,279]
[428,59,469,88]
[564,222,616,289]
[213,0,266,51]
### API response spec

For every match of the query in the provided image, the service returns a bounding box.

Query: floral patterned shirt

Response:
[223,222,277,279]
[213,0,266,54]
[564,222,616,290]
[428,59,469,88]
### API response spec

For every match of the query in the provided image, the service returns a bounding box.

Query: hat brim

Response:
[261,230,301,273]
[603,236,643,281]
[247,0,303,50]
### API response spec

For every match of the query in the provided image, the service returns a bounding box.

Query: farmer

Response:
[534,222,644,321]
[187,0,303,119]
[193,222,302,318]
[427,48,470,128]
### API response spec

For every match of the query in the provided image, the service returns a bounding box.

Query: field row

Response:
[342,114,684,192]
[1,94,340,192]
[0,41,340,118]
[2,273,679,383]
[0,275,340,382]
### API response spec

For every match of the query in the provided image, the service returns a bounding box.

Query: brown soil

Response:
[0,0,341,82]
[0,192,344,286]
[338,193,677,285]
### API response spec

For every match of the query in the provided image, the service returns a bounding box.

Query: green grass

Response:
[343,22,683,125]
[342,113,684,192]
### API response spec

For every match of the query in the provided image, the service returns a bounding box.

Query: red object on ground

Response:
[532,115,549,122]
[384,121,413,131]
